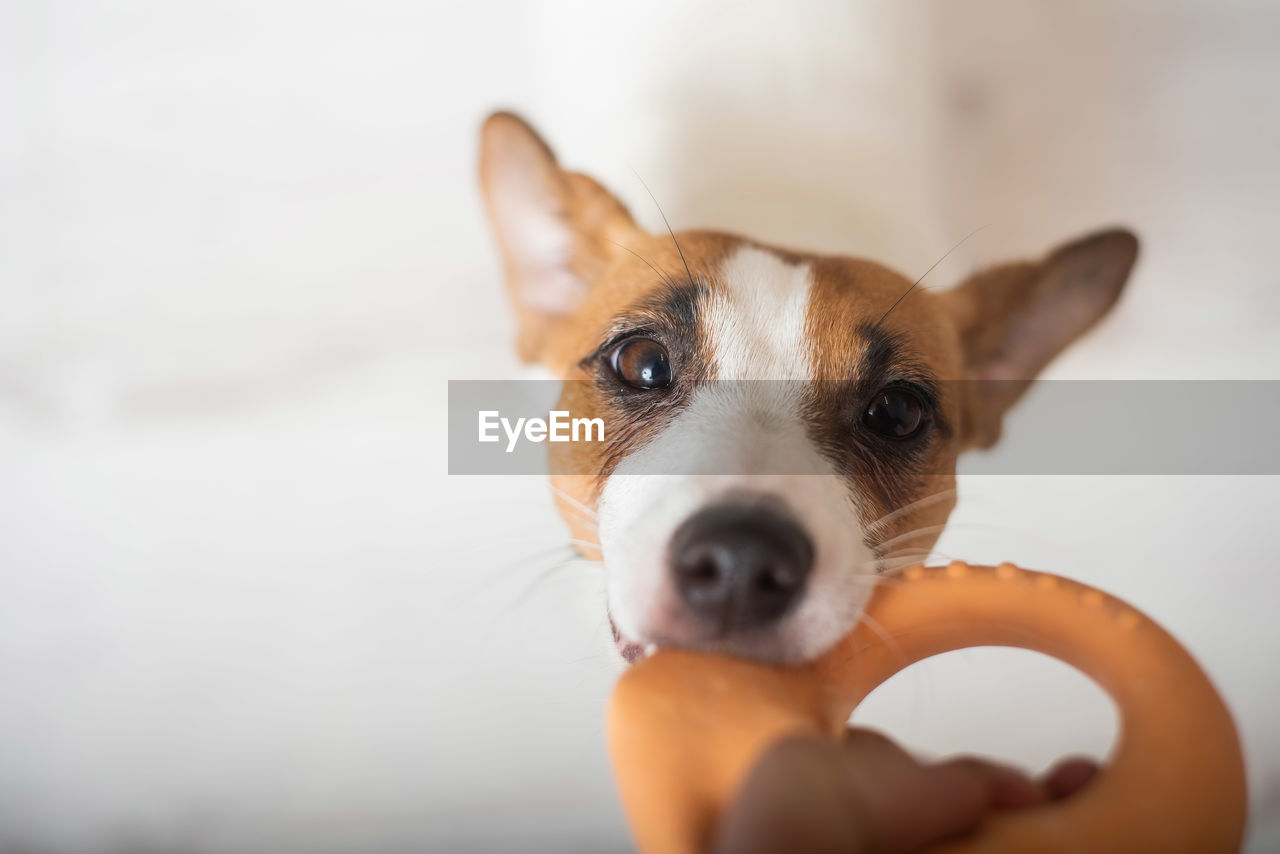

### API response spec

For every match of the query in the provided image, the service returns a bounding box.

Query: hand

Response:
[713,728,1097,854]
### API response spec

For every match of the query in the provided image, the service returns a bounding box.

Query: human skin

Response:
[713,729,1097,854]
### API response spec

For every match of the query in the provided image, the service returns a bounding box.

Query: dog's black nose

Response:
[669,503,814,632]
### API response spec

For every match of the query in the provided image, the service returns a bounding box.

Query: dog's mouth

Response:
[609,616,656,664]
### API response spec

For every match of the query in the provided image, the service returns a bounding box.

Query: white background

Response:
[2,1,1278,851]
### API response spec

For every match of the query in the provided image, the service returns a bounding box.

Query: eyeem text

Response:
[478,410,605,453]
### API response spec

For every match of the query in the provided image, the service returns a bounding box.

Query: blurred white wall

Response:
[2,1,1278,851]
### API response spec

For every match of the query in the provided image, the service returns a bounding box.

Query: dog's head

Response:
[479,112,1137,663]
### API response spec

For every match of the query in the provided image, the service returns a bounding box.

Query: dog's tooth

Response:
[644,643,658,658]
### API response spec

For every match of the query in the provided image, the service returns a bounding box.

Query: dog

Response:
[479,111,1137,664]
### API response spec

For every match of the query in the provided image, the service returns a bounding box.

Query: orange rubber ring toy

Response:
[608,562,1247,853]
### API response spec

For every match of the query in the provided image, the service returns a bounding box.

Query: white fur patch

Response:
[703,245,815,381]
[597,246,876,661]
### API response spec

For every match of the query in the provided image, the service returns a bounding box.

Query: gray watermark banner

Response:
[448,380,1280,475]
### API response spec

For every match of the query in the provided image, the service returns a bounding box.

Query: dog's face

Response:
[479,112,1137,663]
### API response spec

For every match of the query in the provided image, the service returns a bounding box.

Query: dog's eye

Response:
[610,339,672,390]
[862,386,926,439]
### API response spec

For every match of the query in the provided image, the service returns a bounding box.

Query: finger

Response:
[714,736,878,854]
[869,761,991,853]
[937,756,1048,810]
[1042,757,1100,799]
[835,740,1040,851]
[842,727,920,767]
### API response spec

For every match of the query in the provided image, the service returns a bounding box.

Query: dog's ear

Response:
[940,228,1139,448]
[479,112,640,363]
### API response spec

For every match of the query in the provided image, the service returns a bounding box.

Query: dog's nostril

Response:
[756,567,795,594]
[669,502,814,632]
[677,554,723,591]
[688,560,718,581]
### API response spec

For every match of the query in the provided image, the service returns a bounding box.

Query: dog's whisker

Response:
[549,485,599,521]
[503,553,600,614]
[884,544,954,560]
[874,524,950,552]
[843,574,907,593]
[548,499,602,532]
[874,560,931,575]
[630,169,696,288]
[864,489,958,537]
[556,508,601,535]
[606,239,681,291]
[876,224,989,327]
[852,562,928,580]
[857,612,910,668]
[858,549,932,567]
[478,542,579,585]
